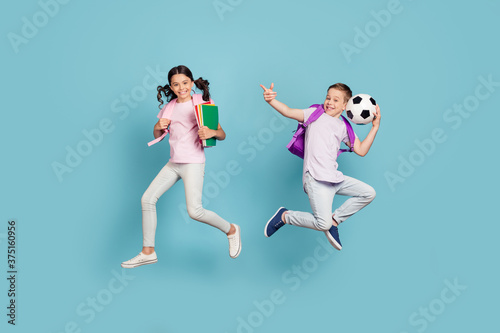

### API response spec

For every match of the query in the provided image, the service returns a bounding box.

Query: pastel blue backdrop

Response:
[1,0,499,332]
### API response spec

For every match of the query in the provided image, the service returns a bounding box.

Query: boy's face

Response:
[324,88,349,117]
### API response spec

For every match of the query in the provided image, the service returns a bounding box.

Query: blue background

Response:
[1,0,499,332]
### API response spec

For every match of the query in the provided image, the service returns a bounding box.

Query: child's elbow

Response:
[354,148,366,157]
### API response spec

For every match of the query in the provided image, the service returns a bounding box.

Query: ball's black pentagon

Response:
[346,110,353,119]
[353,96,362,104]
[361,110,371,119]
[370,97,376,105]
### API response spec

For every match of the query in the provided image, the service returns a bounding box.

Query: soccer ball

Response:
[345,94,377,125]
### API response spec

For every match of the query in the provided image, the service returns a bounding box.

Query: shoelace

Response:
[228,233,238,248]
[130,253,145,262]
[274,220,284,229]
[229,227,241,251]
[329,227,341,243]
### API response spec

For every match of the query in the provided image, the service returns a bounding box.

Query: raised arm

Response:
[260,83,304,122]
[351,105,381,156]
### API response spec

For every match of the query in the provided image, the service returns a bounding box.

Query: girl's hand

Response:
[155,119,171,131]
[198,126,215,140]
[260,83,277,103]
[372,105,381,128]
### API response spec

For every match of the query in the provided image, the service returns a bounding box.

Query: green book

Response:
[199,104,218,147]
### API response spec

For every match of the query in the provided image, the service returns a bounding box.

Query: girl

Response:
[260,82,379,250]
[122,65,241,268]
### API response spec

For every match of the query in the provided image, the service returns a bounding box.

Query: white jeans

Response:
[285,172,376,231]
[141,162,231,247]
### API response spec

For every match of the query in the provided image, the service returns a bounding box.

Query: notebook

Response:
[194,103,219,147]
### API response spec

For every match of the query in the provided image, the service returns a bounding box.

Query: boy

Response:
[260,82,380,250]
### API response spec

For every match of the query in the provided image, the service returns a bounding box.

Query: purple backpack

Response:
[286,104,355,159]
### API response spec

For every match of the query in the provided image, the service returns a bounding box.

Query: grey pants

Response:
[285,172,376,231]
[141,162,231,247]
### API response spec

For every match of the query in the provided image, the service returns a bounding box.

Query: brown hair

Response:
[328,83,352,102]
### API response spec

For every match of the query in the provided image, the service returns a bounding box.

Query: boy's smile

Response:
[324,88,348,118]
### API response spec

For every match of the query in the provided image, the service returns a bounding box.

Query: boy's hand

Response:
[198,126,215,140]
[155,118,171,131]
[260,83,277,103]
[354,105,381,156]
[372,105,381,128]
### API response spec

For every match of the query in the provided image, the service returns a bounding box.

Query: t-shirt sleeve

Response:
[302,107,316,123]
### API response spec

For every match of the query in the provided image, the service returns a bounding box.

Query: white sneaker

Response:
[121,252,158,268]
[227,224,241,259]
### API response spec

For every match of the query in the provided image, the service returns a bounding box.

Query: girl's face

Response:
[170,74,194,102]
[324,88,348,117]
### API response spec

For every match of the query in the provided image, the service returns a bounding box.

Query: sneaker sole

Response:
[324,231,342,251]
[264,207,285,238]
[121,258,158,269]
[229,224,242,259]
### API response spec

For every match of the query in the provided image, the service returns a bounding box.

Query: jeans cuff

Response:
[332,212,343,224]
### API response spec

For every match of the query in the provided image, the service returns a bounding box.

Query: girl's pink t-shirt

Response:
[157,99,205,163]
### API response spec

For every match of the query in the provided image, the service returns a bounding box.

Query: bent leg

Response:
[141,162,180,247]
[285,172,335,231]
[181,163,231,234]
[333,176,376,224]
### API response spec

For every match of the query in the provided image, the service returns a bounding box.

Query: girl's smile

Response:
[170,73,194,102]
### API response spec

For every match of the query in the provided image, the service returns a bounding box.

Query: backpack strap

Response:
[304,104,324,127]
[337,115,355,157]
[148,99,177,146]
[193,93,214,105]
[159,98,176,116]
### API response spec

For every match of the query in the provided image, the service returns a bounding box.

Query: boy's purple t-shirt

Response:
[302,107,357,185]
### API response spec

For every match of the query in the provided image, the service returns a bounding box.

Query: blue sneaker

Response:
[264,207,287,237]
[325,225,342,250]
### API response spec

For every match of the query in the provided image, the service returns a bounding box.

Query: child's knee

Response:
[315,216,333,231]
[141,192,158,208]
[187,205,204,221]
[366,186,376,202]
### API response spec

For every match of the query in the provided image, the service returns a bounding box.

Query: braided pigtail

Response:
[193,77,211,102]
